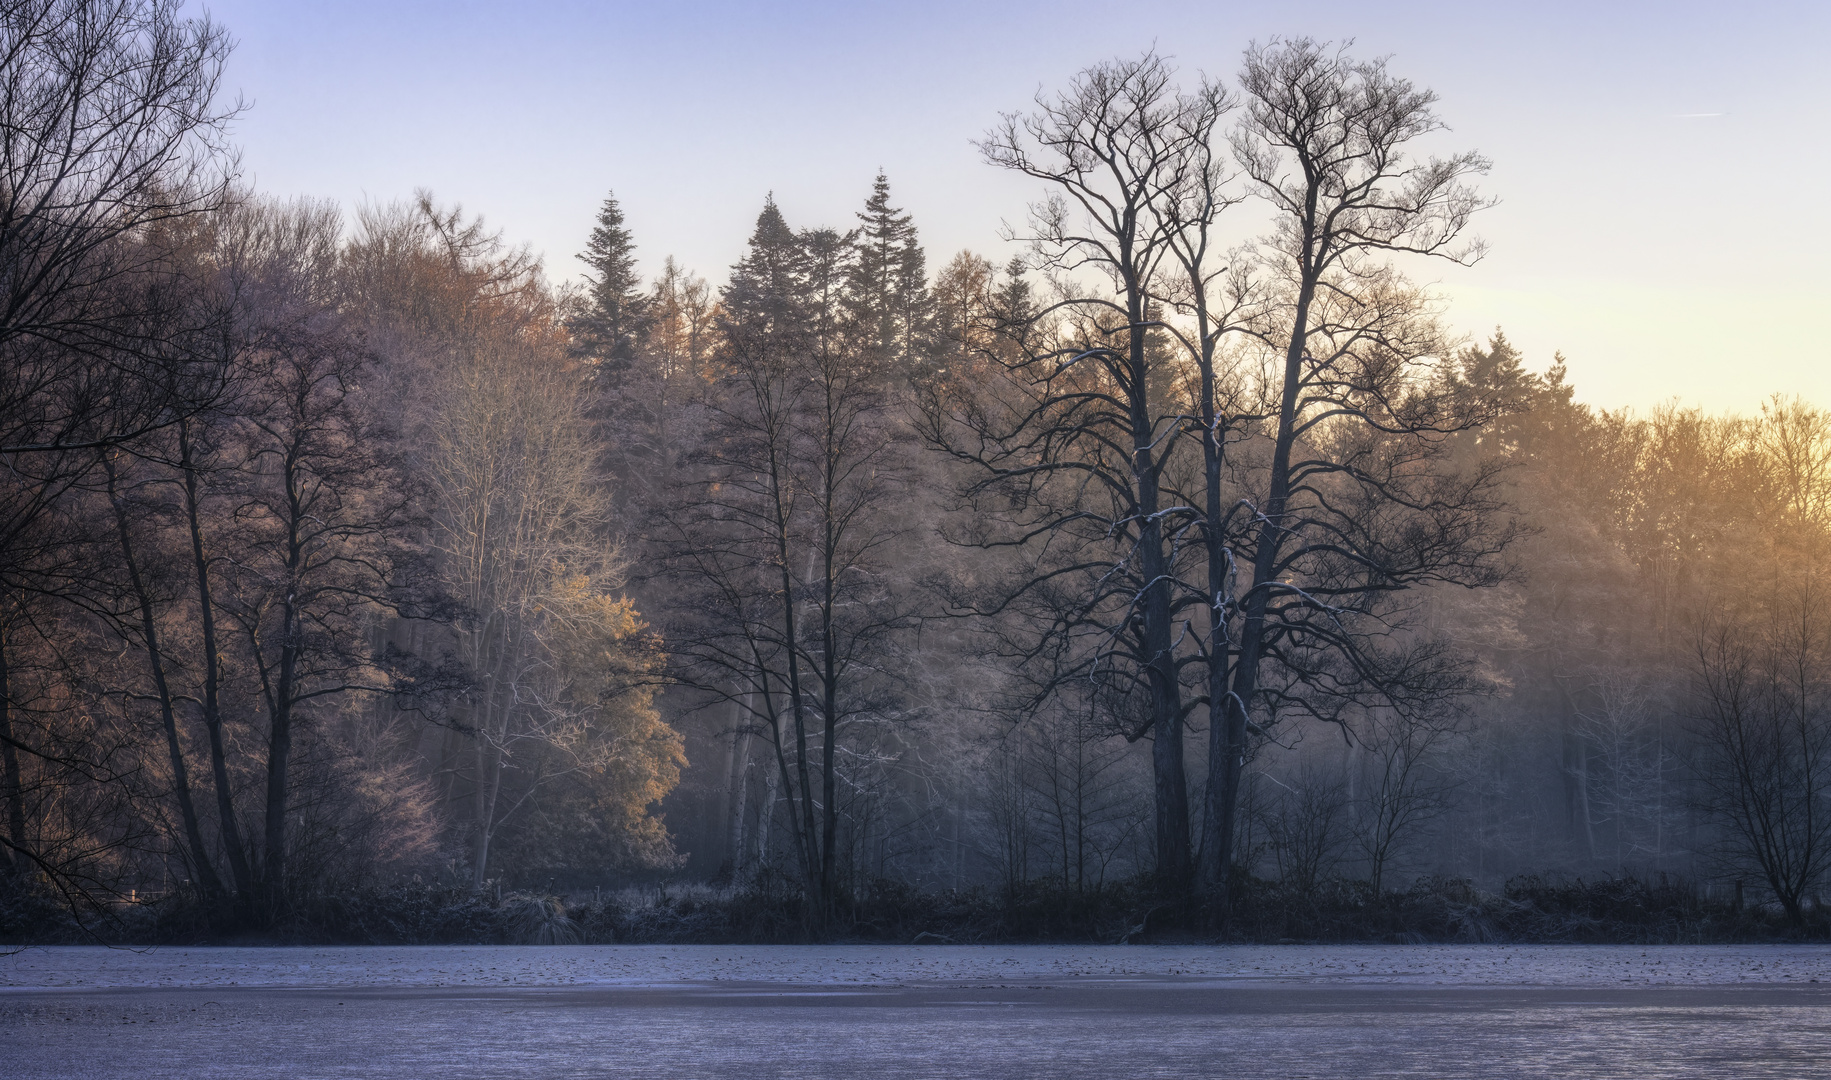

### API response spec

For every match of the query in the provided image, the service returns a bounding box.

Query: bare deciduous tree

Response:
[425,269,672,887]
[1198,38,1512,903]
[654,201,915,921]
[1347,705,1461,893]
[930,52,1235,892]
[0,0,239,457]
[1691,598,1831,921]
[1262,763,1348,898]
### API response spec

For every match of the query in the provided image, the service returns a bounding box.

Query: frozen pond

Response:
[4,945,1830,1078]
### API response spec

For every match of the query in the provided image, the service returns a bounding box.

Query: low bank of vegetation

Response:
[6,872,1825,948]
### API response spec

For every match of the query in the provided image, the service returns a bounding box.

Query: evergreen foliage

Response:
[572,190,651,368]
[844,173,931,372]
[723,196,807,350]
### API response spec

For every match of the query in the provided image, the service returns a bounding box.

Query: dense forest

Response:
[3,1,1827,942]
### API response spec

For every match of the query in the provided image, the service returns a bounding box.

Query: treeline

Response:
[0,0,679,931]
[606,47,1831,930]
[2,3,1826,942]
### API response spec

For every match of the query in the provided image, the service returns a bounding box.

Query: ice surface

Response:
[3,941,1828,990]
[4,946,1829,1079]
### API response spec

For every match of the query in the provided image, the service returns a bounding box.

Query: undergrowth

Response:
[2,869,1825,946]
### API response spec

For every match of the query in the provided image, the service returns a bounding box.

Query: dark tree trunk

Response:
[1203,272,1315,904]
[261,628,297,909]
[179,421,255,905]
[773,448,823,918]
[0,614,25,867]
[258,454,308,914]
[1129,301,1191,893]
[105,456,225,901]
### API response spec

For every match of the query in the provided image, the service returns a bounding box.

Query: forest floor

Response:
[2,945,1829,1078]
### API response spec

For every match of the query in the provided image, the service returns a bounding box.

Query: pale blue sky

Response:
[203,0,1829,413]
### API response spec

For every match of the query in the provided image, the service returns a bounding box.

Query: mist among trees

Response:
[4,2,1827,941]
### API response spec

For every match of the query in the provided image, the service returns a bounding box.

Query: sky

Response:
[202,0,1830,415]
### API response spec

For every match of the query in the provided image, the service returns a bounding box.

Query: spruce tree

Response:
[992,257,1033,331]
[894,231,934,373]
[844,172,918,368]
[722,196,806,356]
[573,191,650,368]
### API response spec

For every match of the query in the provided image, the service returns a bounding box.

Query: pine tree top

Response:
[581,194,641,299]
[570,190,650,366]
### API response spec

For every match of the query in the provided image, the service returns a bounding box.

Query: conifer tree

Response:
[845,173,922,369]
[723,196,806,355]
[895,232,935,371]
[572,191,650,368]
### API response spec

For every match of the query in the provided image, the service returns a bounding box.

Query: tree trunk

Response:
[725,691,754,880]
[259,479,306,913]
[472,735,500,890]
[105,456,224,901]
[1197,351,1242,902]
[1129,301,1190,894]
[180,421,255,905]
[0,613,25,867]
[819,521,840,912]
[1204,268,1316,907]
[261,633,296,910]
[758,752,780,870]
[770,442,823,915]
